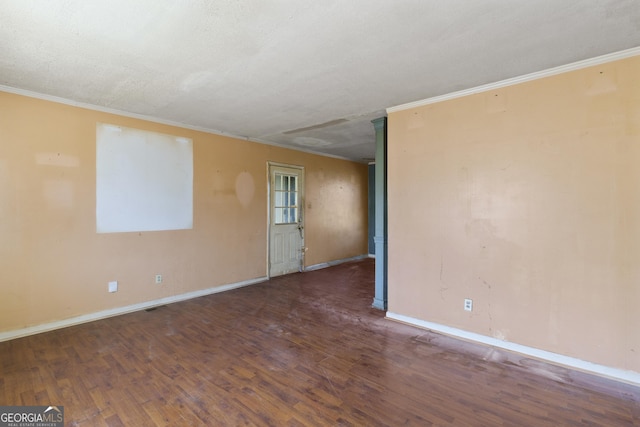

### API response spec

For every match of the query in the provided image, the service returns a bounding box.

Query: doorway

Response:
[268,163,305,277]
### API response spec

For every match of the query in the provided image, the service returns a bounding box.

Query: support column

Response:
[371,117,387,310]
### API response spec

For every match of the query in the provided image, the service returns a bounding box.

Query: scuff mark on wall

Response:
[480,277,494,334]
[35,152,80,168]
[493,329,508,341]
[485,91,508,113]
[586,69,618,95]
[235,171,255,208]
[438,254,448,300]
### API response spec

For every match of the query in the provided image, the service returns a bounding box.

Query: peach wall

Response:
[387,55,640,373]
[0,92,368,333]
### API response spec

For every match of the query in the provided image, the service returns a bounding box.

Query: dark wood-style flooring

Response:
[1,259,638,426]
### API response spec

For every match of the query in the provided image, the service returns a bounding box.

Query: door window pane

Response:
[274,173,299,224]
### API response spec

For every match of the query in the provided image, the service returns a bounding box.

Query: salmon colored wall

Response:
[387,55,640,373]
[0,92,368,333]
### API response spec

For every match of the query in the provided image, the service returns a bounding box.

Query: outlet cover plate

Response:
[464,298,473,311]
[108,281,118,293]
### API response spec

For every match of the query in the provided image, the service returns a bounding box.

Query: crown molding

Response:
[387,46,640,113]
[0,85,355,163]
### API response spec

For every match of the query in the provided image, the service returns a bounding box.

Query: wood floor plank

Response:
[1,259,638,426]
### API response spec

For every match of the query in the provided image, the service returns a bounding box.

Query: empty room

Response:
[1,1,639,425]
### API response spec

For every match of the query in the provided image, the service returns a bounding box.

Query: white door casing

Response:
[268,164,304,277]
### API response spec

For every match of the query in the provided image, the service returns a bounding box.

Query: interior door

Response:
[269,164,304,277]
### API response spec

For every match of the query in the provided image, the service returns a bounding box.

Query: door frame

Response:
[267,162,305,278]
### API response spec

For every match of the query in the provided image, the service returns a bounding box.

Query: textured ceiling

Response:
[1,1,640,162]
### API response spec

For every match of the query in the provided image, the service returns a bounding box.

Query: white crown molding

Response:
[0,276,267,343]
[387,46,640,113]
[0,84,355,163]
[0,84,241,136]
[386,312,640,387]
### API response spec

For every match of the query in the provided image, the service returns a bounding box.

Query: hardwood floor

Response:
[1,258,638,426]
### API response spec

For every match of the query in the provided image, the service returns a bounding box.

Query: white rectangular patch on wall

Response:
[96,123,193,233]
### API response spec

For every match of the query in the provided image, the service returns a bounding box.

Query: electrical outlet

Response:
[155,274,163,284]
[108,281,118,293]
[464,298,473,311]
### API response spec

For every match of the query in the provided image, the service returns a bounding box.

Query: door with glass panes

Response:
[269,164,304,277]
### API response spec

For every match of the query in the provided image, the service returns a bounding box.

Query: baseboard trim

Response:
[386,312,640,387]
[304,254,369,272]
[0,276,268,343]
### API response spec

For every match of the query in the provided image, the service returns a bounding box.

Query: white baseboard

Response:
[386,312,640,387]
[304,254,369,272]
[0,276,268,343]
